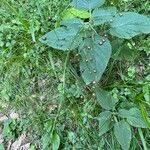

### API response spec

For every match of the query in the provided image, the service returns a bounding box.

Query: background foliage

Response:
[0,0,150,149]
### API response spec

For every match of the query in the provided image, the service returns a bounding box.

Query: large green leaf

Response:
[62,7,90,19]
[61,18,84,28]
[118,107,147,128]
[51,132,60,150]
[110,12,150,39]
[79,35,112,84]
[118,109,130,118]
[40,27,82,51]
[95,88,117,110]
[92,7,117,26]
[114,120,131,150]
[127,107,148,128]
[98,111,112,136]
[72,0,105,10]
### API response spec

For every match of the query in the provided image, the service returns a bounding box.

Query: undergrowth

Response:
[0,0,150,150]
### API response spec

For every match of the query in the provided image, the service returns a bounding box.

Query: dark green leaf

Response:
[110,12,150,39]
[98,111,112,136]
[114,120,131,150]
[40,27,82,51]
[72,0,105,10]
[79,35,112,84]
[127,107,148,128]
[92,7,117,26]
[41,133,51,150]
[95,88,117,110]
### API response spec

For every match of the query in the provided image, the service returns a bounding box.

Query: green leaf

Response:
[114,120,131,150]
[0,144,5,150]
[143,84,150,103]
[139,104,150,129]
[72,0,105,10]
[95,88,117,110]
[118,109,130,118]
[112,40,137,61]
[92,7,117,26]
[110,12,150,39]
[62,8,90,19]
[51,132,60,150]
[98,111,112,136]
[61,18,84,28]
[127,107,148,128]
[40,27,82,51]
[79,35,112,84]
[41,133,51,150]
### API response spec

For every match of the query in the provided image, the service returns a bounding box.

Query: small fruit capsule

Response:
[119,13,123,16]
[110,19,113,22]
[86,59,88,62]
[80,95,84,99]
[92,93,96,97]
[93,81,96,84]
[93,70,96,73]
[102,39,106,42]
[92,86,96,89]
[88,46,91,49]
[104,34,107,37]
[42,37,47,41]
[76,54,79,57]
[99,41,103,45]
[48,16,52,21]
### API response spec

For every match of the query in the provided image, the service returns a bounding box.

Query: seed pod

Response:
[93,81,96,84]
[88,46,91,49]
[99,41,103,45]
[75,54,79,57]
[42,37,47,41]
[92,93,96,97]
[93,70,96,73]
[110,19,113,22]
[104,34,107,37]
[80,95,84,99]
[119,13,123,16]
[48,16,52,21]
[92,86,96,89]
[102,39,106,42]
[85,59,88,62]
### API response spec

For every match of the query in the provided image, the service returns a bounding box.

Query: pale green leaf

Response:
[114,120,131,150]
[40,27,82,51]
[0,144,5,150]
[72,0,105,10]
[127,107,148,128]
[98,111,112,136]
[62,7,90,19]
[79,35,112,84]
[143,84,150,103]
[92,7,117,26]
[51,132,60,150]
[110,12,150,39]
[95,88,117,110]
